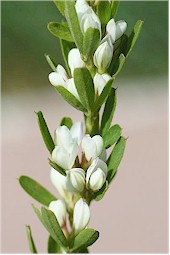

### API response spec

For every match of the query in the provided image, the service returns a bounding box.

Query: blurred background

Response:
[2,1,168,253]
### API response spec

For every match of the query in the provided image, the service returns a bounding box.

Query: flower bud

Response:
[86,158,108,191]
[106,19,127,44]
[48,64,68,87]
[73,198,90,235]
[80,8,101,36]
[93,72,112,95]
[93,38,113,72]
[81,134,104,161]
[49,200,67,227]
[66,78,80,101]
[68,48,86,76]
[66,168,85,192]
[75,0,90,21]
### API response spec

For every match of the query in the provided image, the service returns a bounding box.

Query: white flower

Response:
[86,158,108,191]
[93,73,112,95]
[106,19,127,44]
[68,48,86,76]
[93,36,113,72]
[49,200,67,227]
[66,168,85,192]
[48,64,68,87]
[75,0,90,21]
[79,8,101,36]
[73,198,90,235]
[81,134,104,161]
[52,123,84,170]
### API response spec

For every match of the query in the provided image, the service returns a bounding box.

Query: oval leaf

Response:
[41,207,68,248]
[100,88,117,136]
[97,1,111,25]
[74,68,95,112]
[60,117,73,129]
[19,176,57,206]
[36,111,55,154]
[103,124,122,149]
[55,85,86,112]
[48,22,74,42]
[53,1,65,16]
[48,158,66,176]
[107,136,126,183]
[26,225,38,254]
[83,28,100,61]
[113,53,126,77]
[48,235,62,253]
[71,228,99,252]
[111,0,120,18]
[65,0,83,53]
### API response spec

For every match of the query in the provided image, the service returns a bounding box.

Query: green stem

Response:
[84,111,99,136]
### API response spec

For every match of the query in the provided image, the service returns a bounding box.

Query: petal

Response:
[49,200,67,226]
[89,168,106,191]
[66,78,80,100]
[52,145,70,170]
[81,135,97,161]
[56,64,69,81]
[67,142,79,169]
[115,20,127,41]
[93,73,106,95]
[86,157,99,186]
[75,0,90,21]
[96,158,108,176]
[50,168,67,198]
[73,198,90,235]
[70,121,85,145]
[106,18,116,43]
[48,72,66,87]
[92,135,104,157]
[67,168,85,192]
[68,48,85,76]
[54,126,72,148]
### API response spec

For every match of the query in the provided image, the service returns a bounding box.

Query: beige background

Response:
[1,76,168,253]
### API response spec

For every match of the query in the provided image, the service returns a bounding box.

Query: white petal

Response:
[75,0,90,21]
[89,168,106,191]
[80,8,101,36]
[92,135,104,156]
[73,198,90,234]
[66,78,80,100]
[67,168,85,192]
[81,135,97,161]
[48,72,66,87]
[50,168,67,198]
[49,200,67,226]
[102,73,112,82]
[106,18,116,43]
[56,65,68,81]
[68,48,85,76]
[70,121,85,145]
[52,145,70,170]
[93,73,106,95]
[86,157,98,185]
[115,20,127,41]
[67,142,79,169]
[54,125,72,148]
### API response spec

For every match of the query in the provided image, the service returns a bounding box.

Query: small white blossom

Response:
[93,73,112,95]
[73,198,90,234]
[106,19,127,44]
[50,167,67,198]
[48,65,68,87]
[86,158,108,191]
[66,168,85,192]
[49,200,67,226]
[81,134,104,161]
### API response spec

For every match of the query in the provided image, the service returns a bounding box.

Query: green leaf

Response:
[97,1,111,25]
[19,176,57,206]
[107,136,126,183]
[83,28,100,61]
[36,111,55,154]
[55,85,86,112]
[60,117,73,129]
[111,0,120,18]
[41,207,68,248]
[65,0,84,53]
[103,124,122,149]
[60,39,75,76]
[92,181,109,201]
[48,159,66,176]
[48,236,62,253]
[32,204,43,223]
[74,68,95,112]
[48,22,74,42]
[26,225,38,253]
[95,78,114,111]
[53,1,65,16]
[101,88,117,136]
[126,20,144,58]
[45,54,56,71]
[71,228,99,252]
[113,53,126,77]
